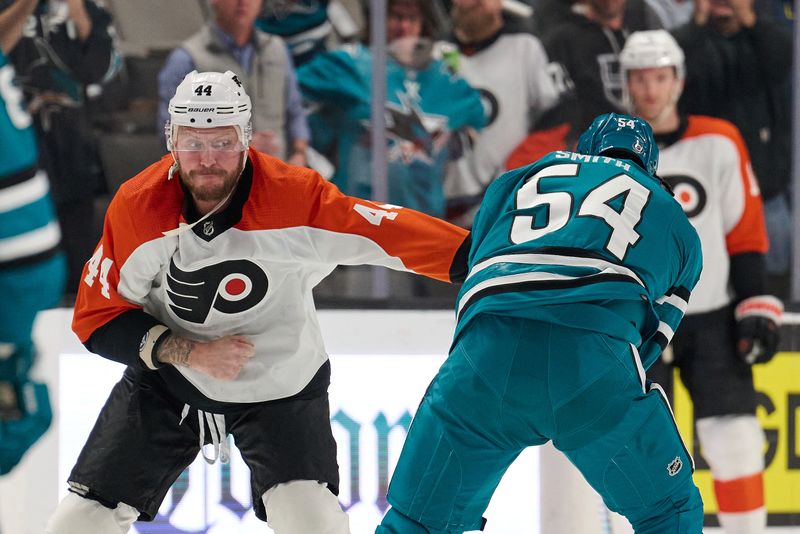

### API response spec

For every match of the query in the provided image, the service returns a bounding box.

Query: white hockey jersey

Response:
[440,33,560,199]
[73,149,469,405]
[657,116,768,314]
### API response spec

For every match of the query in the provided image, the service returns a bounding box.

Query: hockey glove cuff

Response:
[734,295,783,365]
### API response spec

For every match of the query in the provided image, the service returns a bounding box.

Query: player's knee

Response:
[262,480,350,534]
[697,415,765,477]
[45,492,139,534]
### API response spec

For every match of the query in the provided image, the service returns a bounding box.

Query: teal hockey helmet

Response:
[576,113,659,176]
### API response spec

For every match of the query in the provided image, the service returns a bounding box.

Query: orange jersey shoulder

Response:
[241,149,469,281]
[685,115,768,255]
[106,155,185,264]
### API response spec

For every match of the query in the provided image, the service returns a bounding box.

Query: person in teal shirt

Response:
[297,0,485,219]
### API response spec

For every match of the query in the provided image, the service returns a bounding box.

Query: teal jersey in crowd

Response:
[0,51,37,177]
[456,151,703,369]
[297,43,486,217]
[256,0,329,37]
[0,50,64,342]
[255,1,330,65]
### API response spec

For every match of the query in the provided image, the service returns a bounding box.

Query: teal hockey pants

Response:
[376,314,703,533]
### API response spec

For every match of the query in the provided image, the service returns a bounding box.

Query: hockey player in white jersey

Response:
[45,70,472,534]
[621,30,782,533]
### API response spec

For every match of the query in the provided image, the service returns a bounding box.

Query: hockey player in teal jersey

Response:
[0,50,65,474]
[377,113,704,534]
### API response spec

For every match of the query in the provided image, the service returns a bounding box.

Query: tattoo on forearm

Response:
[156,335,195,367]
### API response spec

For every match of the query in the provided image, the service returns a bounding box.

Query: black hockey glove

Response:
[733,295,783,365]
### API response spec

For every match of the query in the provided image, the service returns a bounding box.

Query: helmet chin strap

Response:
[167,159,179,181]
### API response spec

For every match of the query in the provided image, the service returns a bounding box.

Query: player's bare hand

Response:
[727,0,756,27]
[693,0,711,25]
[157,334,254,381]
[189,336,255,380]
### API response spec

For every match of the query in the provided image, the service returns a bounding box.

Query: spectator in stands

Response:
[158,0,310,167]
[621,29,782,534]
[439,0,560,226]
[0,0,35,52]
[673,0,793,297]
[642,0,693,28]
[296,0,486,219]
[256,0,365,66]
[531,0,590,40]
[540,0,663,144]
[0,0,120,296]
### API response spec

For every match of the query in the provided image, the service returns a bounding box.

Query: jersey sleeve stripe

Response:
[1,164,38,189]
[655,292,689,314]
[655,321,675,345]
[0,170,50,213]
[0,246,60,270]
[668,285,691,302]
[457,271,643,319]
[0,221,61,263]
[467,250,645,286]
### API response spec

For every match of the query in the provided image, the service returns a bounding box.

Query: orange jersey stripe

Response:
[714,472,765,513]
[683,116,768,255]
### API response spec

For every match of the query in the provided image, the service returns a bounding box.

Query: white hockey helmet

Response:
[619,30,685,115]
[166,70,252,151]
[620,30,685,80]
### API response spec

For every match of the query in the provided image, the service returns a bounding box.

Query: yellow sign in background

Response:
[672,350,800,524]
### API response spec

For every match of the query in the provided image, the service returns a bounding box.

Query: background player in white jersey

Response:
[377,113,704,533]
[45,70,472,534]
[620,30,782,533]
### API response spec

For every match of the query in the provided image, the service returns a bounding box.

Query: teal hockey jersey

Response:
[0,50,62,272]
[456,151,703,369]
[297,43,486,217]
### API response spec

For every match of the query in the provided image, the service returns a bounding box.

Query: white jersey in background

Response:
[656,115,768,314]
[438,33,560,201]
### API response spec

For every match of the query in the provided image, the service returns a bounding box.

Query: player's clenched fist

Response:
[157,334,255,380]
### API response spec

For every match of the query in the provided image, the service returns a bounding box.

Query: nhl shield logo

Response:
[667,457,683,476]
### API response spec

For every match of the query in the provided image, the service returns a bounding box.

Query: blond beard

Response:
[178,157,245,204]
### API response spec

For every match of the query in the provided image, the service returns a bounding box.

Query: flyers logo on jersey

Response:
[166,259,268,323]
[663,175,707,218]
